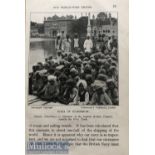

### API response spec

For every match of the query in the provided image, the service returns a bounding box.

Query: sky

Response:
[31,12,118,23]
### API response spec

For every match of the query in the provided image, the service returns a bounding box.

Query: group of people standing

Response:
[29,33,118,105]
[55,32,93,53]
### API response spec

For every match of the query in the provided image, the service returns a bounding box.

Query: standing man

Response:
[61,31,65,51]
[107,36,112,51]
[64,35,72,53]
[83,35,93,53]
[73,34,79,53]
[55,33,62,51]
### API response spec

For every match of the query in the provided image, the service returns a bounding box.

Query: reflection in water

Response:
[29,39,56,72]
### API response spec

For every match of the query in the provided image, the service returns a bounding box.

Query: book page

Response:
[26,0,128,154]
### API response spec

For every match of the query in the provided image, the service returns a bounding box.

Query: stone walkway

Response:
[28,95,63,106]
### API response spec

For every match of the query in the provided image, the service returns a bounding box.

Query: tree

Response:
[31,21,37,27]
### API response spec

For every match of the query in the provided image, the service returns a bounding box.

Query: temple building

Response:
[31,13,118,38]
[91,13,118,37]
[44,15,74,38]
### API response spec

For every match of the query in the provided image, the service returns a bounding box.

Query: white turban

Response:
[77,80,87,89]
[48,75,56,81]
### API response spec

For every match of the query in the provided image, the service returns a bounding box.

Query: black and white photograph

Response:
[28,12,118,106]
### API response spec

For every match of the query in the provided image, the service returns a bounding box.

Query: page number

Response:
[113,4,117,8]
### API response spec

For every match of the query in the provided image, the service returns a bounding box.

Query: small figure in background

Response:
[55,33,62,51]
[61,31,65,51]
[73,34,79,53]
[64,35,71,53]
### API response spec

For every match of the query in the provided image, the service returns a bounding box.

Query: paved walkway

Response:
[28,95,63,106]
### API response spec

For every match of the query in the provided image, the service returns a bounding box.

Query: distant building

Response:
[30,22,44,38]
[44,15,74,38]
[30,13,118,38]
[31,26,39,38]
[92,24,117,37]
[91,13,118,37]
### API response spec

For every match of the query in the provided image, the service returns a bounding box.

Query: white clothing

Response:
[74,38,79,48]
[64,39,71,53]
[83,39,93,53]
[108,39,112,50]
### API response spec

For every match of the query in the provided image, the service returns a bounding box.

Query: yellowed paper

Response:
[26,0,128,154]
